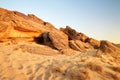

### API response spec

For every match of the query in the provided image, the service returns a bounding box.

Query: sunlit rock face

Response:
[0,8,45,41]
[0,8,68,44]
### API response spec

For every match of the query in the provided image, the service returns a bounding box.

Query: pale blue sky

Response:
[0,0,120,43]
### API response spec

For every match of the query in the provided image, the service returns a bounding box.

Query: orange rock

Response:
[97,40,120,57]
[69,40,93,52]
[60,26,79,40]
[0,8,48,41]
[28,14,44,24]
[87,38,100,49]
[78,33,88,42]
[37,31,69,50]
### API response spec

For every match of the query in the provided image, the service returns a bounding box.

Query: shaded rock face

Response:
[60,26,100,51]
[35,31,69,50]
[97,40,120,57]
[60,26,88,41]
[0,8,47,41]
[60,26,79,40]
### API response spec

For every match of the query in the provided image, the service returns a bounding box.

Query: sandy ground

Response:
[0,41,120,80]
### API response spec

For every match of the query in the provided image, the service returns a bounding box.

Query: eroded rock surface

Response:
[97,40,120,58]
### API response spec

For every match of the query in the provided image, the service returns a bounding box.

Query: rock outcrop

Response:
[0,8,47,41]
[0,8,119,56]
[60,26,88,41]
[37,31,69,50]
[78,33,88,42]
[69,40,93,52]
[97,40,120,58]
[0,8,68,50]
[60,26,100,51]
[28,14,44,24]
[87,38,100,49]
[60,26,80,40]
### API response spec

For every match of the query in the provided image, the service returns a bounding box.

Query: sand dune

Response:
[0,41,120,80]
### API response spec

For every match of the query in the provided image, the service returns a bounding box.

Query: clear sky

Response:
[0,0,120,43]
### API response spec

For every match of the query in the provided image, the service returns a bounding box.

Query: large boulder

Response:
[36,31,69,50]
[97,40,120,58]
[49,31,69,50]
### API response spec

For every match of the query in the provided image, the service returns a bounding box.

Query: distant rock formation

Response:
[60,26,100,51]
[97,40,120,58]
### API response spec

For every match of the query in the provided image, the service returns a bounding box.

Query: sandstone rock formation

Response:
[0,8,119,54]
[36,31,69,50]
[69,40,93,52]
[28,14,44,24]
[0,8,68,50]
[97,40,120,58]
[60,26,100,51]
[60,26,88,41]
[87,38,100,49]
[0,8,47,41]
[60,26,80,40]
[78,33,88,42]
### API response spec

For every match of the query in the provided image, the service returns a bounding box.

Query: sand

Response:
[0,41,120,80]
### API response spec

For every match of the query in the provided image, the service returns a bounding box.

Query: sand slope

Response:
[0,42,120,80]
